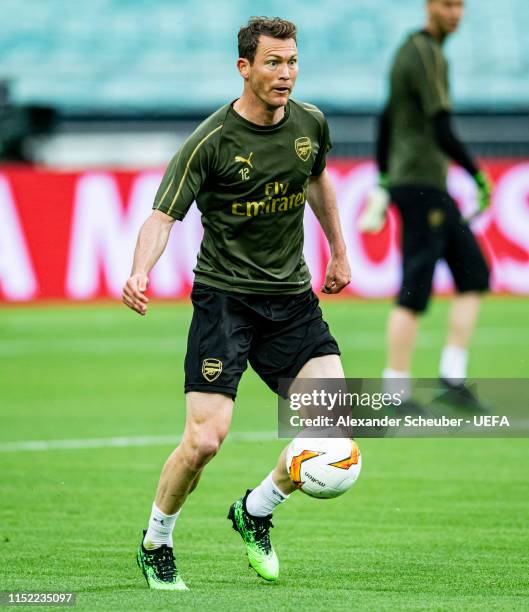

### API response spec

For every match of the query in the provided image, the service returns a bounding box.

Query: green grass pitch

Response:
[1,297,528,610]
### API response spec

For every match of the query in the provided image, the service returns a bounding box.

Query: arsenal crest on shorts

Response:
[202,358,223,382]
[294,137,312,162]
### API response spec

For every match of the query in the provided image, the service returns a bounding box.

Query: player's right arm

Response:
[375,104,391,186]
[358,105,391,233]
[122,210,175,315]
[122,116,222,315]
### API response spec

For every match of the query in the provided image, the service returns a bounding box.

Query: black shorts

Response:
[391,185,489,313]
[184,283,340,398]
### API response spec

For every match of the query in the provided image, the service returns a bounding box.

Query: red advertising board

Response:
[1,160,528,302]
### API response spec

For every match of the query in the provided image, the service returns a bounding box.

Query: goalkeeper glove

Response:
[358,173,390,233]
[474,171,492,213]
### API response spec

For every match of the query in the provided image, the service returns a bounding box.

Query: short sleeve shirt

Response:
[153,100,332,294]
[387,31,451,191]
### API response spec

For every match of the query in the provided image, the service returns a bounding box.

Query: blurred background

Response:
[0,0,528,301]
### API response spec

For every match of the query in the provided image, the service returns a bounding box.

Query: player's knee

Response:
[454,259,490,294]
[399,258,435,313]
[397,287,430,314]
[471,260,490,292]
[182,431,223,471]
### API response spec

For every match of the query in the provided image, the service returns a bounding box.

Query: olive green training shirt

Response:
[153,100,331,294]
[387,30,451,191]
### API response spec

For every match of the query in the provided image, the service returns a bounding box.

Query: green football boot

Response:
[136,531,188,591]
[228,490,279,582]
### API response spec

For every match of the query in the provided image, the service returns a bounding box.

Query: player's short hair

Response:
[238,17,297,64]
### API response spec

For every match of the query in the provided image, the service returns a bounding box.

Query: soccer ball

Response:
[286,435,362,499]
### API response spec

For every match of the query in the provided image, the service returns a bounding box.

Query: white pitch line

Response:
[0,431,278,453]
[1,327,527,356]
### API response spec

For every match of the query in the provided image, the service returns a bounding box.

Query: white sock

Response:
[383,368,411,401]
[246,472,289,517]
[143,502,180,550]
[440,345,468,385]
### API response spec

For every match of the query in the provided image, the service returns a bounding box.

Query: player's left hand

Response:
[474,170,492,212]
[322,253,351,294]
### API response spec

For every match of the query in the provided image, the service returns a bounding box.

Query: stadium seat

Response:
[1,0,527,111]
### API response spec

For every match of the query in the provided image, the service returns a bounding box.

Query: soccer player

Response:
[359,0,491,409]
[123,17,351,589]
